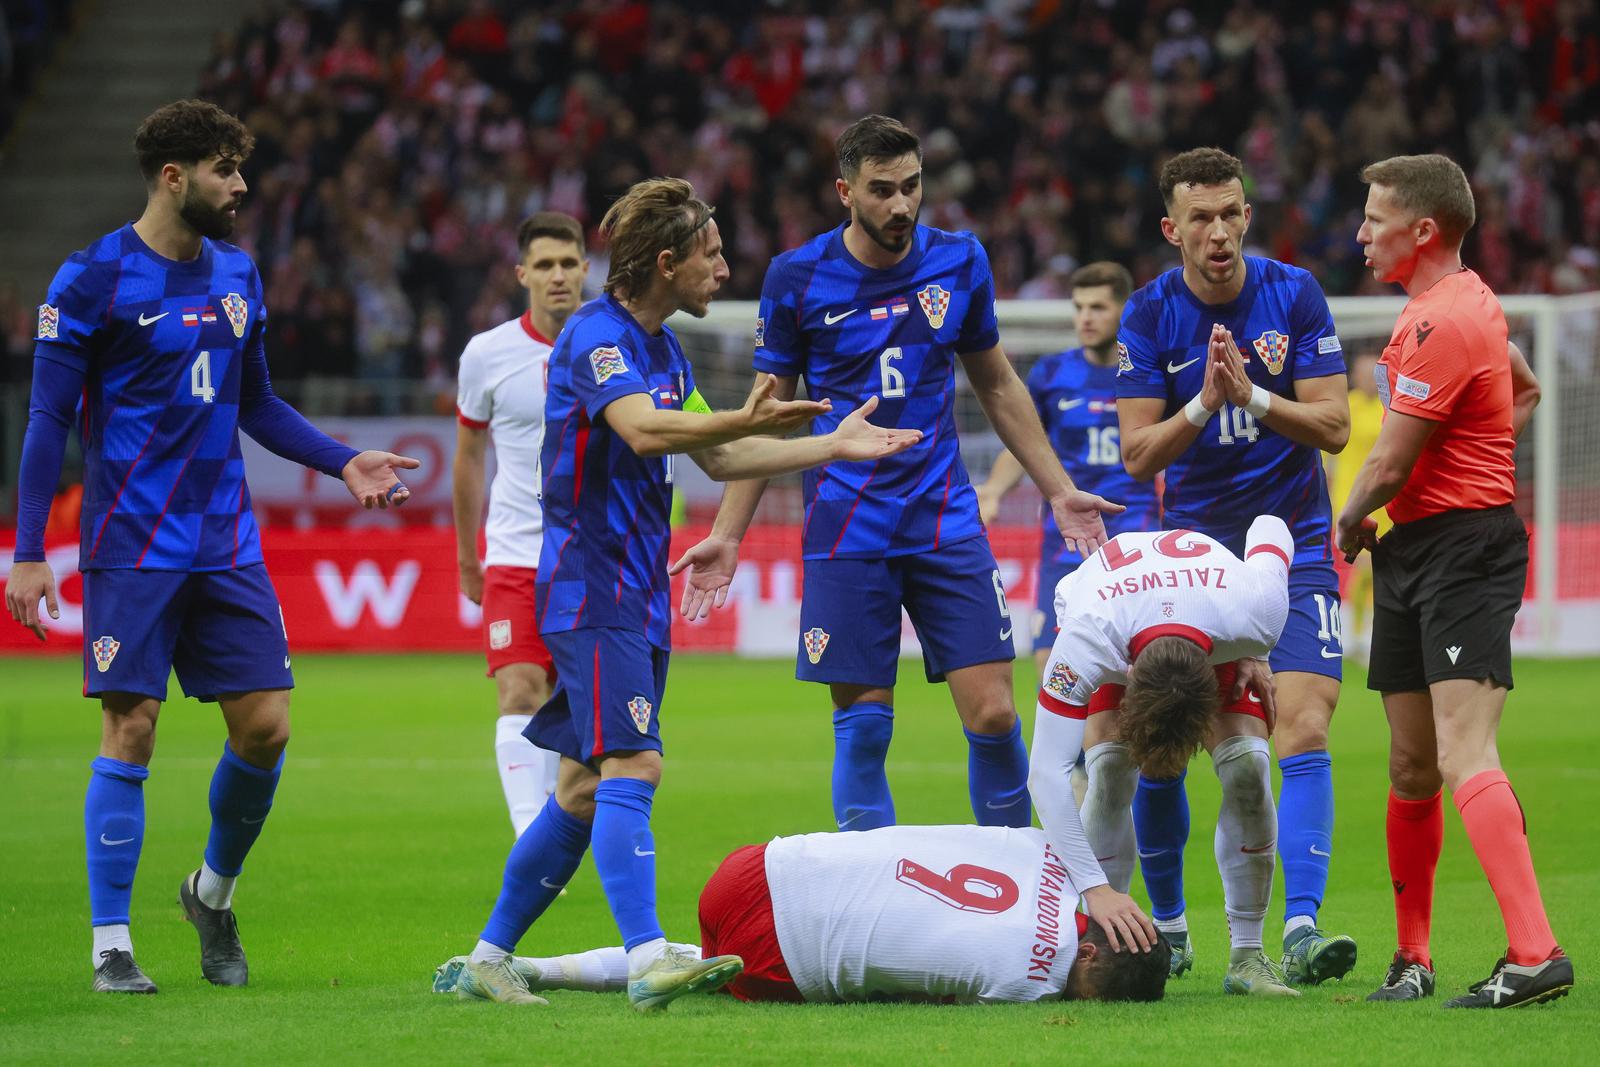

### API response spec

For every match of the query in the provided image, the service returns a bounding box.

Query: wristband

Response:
[1245,384,1272,419]
[1183,394,1213,427]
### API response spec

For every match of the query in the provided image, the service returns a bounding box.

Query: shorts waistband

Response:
[1389,504,1518,539]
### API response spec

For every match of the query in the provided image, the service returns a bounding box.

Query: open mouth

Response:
[1208,251,1232,268]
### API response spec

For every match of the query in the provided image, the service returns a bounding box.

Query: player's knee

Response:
[231,716,290,766]
[1387,746,1442,797]
[1212,735,1272,817]
[556,775,598,824]
[101,701,159,763]
[1273,705,1331,756]
[961,701,1017,737]
[1084,743,1139,809]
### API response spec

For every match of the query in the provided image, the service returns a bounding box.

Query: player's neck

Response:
[1083,343,1116,367]
[1180,258,1248,306]
[526,305,567,344]
[132,204,204,262]
[842,220,912,271]
[1400,247,1466,299]
[616,290,671,335]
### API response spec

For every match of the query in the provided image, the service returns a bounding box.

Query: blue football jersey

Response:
[34,225,273,571]
[1028,349,1160,567]
[754,223,1000,560]
[537,294,698,649]
[1115,256,1346,562]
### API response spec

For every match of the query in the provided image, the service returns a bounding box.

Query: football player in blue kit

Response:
[976,261,1160,678]
[5,100,418,994]
[452,177,924,1012]
[1109,148,1356,986]
[671,116,1143,944]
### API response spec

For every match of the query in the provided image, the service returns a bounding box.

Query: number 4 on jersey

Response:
[191,350,215,404]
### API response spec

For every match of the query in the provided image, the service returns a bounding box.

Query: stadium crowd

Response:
[170,0,1600,394]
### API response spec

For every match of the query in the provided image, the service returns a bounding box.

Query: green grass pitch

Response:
[0,654,1592,1065]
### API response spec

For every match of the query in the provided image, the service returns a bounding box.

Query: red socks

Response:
[1386,790,1443,969]
[1454,770,1558,966]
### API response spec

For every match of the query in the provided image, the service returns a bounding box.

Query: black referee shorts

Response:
[1367,504,1527,694]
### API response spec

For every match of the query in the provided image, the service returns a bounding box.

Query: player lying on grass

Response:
[436,823,1169,1004]
[1029,514,1304,997]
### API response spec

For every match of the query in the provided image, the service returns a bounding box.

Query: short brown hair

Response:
[1071,261,1134,303]
[1078,923,1171,1002]
[599,178,714,300]
[1118,637,1219,779]
[135,99,255,182]
[517,212,585,256]
[1360,154,1477,245]
[836,115,921,182]
[1159,148,1245,209]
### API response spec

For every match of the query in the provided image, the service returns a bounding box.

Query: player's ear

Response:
[1241,202,1252,230]
[1159,216,1181,248]
[656,247,676,282]
[836,176,852,209]
[1076,940,1098,964]
[1414,216,1438,248]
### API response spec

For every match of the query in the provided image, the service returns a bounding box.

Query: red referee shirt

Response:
[1376,268,1516,525]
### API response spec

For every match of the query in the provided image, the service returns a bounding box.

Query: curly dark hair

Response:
[1119,636,1220,779]
[1158,147,1246,209]
[135,99,255,182]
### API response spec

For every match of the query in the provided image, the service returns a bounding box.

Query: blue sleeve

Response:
[35,256,109,371]
[1289,275,1346,380]
[956,237,1001,354]
[1114,299,1167,399]
[13,350,85,562]
[569,328,651,420]
[752,255,804,376]
[237,305,359,477]
[1027,356,1051,423]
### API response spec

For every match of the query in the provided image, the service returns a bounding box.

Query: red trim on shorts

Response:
[1076,912,1089,937]
[590,642,604,759]
[457,408,489,430]
[1247,543,1291,568]
[1213,661,1269,723]
[1129,623,1213,660]
[698,844,804,1003]
[1038,688,1087,719]
[1087,684,1125,716]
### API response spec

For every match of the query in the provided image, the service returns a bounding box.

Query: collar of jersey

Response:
[121,222,213,274]
[1170,255,1257,317]
[828,222,927,280]
[1128,623,1213,660]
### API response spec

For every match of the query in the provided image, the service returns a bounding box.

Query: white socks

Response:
[1080,742,1140,893]
[1285,914,1316,940]
[625,937,668,977]
[495,715,559,837]
[470,939,509,965]
[92,924,133,968]
[1153,915,1189,937]
[513,943,702,991]
[197,861,236,910]
[1211,734,1276,951]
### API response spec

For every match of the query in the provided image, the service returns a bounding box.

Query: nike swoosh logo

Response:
[1057,398,1087,411]
[1240,843,1275,854]
[284,656,292,669]
[99,834,135,846]
[985,798,1023,810]
[242,814,267,825]
[1320,647,1342,659]
[540,877,566,890]
[1136,848,1166,858]
[633,846,655,857]
[837,811,868,829]
[823,309,858,325]
[1309,845,1331,857]
[137,312,169,325]
[1000,628,1013,640]
[1167,357,1201,373]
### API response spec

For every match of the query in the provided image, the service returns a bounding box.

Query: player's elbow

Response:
[1322,419,1351,455]
[695,445,733,481]
[1120,448,1160,482]
[613,421,668,458]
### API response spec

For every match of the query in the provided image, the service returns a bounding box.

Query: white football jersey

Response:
[765,824,1082,1004]
[1042,516,1294,707]
[456,313,551,568]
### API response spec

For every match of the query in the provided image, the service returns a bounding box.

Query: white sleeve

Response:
[1029,629,1112,896]
[456,338,492,426]
[1241,514,1293,651]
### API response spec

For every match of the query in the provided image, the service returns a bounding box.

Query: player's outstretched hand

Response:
[1048,489,1125,558]
[343,450,422,509]
[1212,325,1253,407]
[1082,885,1158,953]
[1335,511,1380,563]
[826,396,923,461]
[5,560,59,641]
[1232,656,1277,731]
[742,373,831,436]
[668,536,740,619]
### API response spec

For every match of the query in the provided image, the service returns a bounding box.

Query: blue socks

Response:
[1133,771,1190,922]
[1278,750,1334,924]
[85,757,148,926]
[965,720,1032,827]
[591,778,665,951]
[480,794,593,951]
[831,703,896,830]
[203,742,283,878]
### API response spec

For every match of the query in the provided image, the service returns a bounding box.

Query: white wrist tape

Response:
[1183,394,1213,427]
[1245,384,1272,419]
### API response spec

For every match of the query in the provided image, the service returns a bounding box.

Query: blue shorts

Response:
[527,627,668,763]
[81,565,294,702]
[1032,557,1085,653]
[796,535,1015,687]
[1270,559,1344,679]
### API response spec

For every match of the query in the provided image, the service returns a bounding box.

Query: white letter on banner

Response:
[314,560,422,629]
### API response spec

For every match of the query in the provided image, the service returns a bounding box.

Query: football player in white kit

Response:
[453,213,588,836]
[1028,514,1301,997]
[434,822,1169,1004]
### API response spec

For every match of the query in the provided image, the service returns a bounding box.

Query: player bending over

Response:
[452,177,922,1013]
[436,823,1169,1005]
[5,100,417,994]
[1029,515,1302,997]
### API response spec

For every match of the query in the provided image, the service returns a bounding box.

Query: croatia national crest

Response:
[1252,330,1290,376]
[916,284,950,329]
[803,627,830,665]
[221,292,249,338]
[92,635,121,674]
[628,696,653,733]
[37,303,59,340]
[589,345,628,384]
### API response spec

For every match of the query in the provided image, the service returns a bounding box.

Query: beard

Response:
[856,207,918,254]
[180,186,239,240]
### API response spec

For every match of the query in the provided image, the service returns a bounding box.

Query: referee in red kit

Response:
[1338,154,1569,1009]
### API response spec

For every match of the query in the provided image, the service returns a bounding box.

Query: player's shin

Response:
[86,757,149,966]
[1212,736,1276,952]
[477,794,592,958]
[590,778,668,968]
[200,742,284,908]
[1453,770,1559,966]
[1278,750,1334,932]
[831,703,896,830]
[516,943,703,992]
[1081,743,1139,893]
[495,715,557,837]
[966,719,1032,828]
[1387,789,1443,967]
[1132,771,1190,924]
